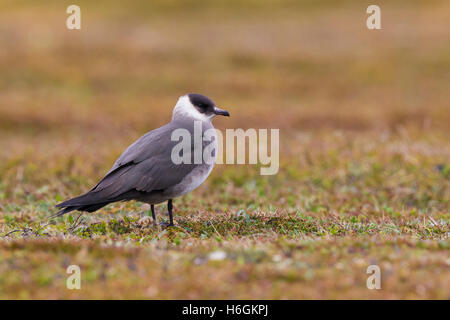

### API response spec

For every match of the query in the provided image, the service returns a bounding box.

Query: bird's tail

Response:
[51,192,110,219]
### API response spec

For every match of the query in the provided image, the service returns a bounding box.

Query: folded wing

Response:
[54,121,201,216]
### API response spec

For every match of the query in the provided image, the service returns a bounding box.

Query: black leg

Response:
[167,199,174,226]
[151,204,156,223]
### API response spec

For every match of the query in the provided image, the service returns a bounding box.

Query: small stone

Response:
[137,216,153,227]
[208,250,226,261]
[272,255,282,262]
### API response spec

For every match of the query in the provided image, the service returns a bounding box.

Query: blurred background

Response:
[0,0,448,299]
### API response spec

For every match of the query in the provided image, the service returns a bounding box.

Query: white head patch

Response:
[172,95,213,122]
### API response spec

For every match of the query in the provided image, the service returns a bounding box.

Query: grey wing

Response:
[88,121,199,200]
[107,123,171,174]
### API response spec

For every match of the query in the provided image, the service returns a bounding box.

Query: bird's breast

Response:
[165,162,215,198]
[163,120,218,198]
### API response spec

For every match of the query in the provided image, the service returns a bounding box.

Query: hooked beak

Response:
[213,107,230,117]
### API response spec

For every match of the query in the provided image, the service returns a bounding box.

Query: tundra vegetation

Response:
[0,0,448,299]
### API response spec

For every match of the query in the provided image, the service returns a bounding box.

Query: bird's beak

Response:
[213,107,230,117]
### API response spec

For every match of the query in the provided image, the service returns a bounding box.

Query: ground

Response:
[0,0,448,299]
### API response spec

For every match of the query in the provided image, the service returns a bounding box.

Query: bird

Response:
[53,93,230,227]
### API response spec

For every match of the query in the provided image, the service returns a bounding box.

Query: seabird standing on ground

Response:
[54,93,230,227]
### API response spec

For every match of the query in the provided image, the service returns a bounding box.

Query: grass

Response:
[0,0,449,299]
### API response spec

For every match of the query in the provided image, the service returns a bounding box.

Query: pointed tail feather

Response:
[52,188,146,219]
[50,206,80,219]
[52,191,111,218]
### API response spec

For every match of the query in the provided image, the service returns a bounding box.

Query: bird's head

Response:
[172,93,230,121]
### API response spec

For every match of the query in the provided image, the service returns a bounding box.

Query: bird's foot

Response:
[159,221,175,229]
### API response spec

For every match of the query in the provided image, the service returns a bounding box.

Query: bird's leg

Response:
[150,204,156,224]
[167,199,174,226]
[159,199,174,228]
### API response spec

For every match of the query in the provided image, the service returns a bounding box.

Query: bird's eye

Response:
[197,104,208,112]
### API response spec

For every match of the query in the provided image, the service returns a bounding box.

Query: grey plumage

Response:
[54,93,229,224]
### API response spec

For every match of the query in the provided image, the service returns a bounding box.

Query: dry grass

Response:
[0,0,449,299]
